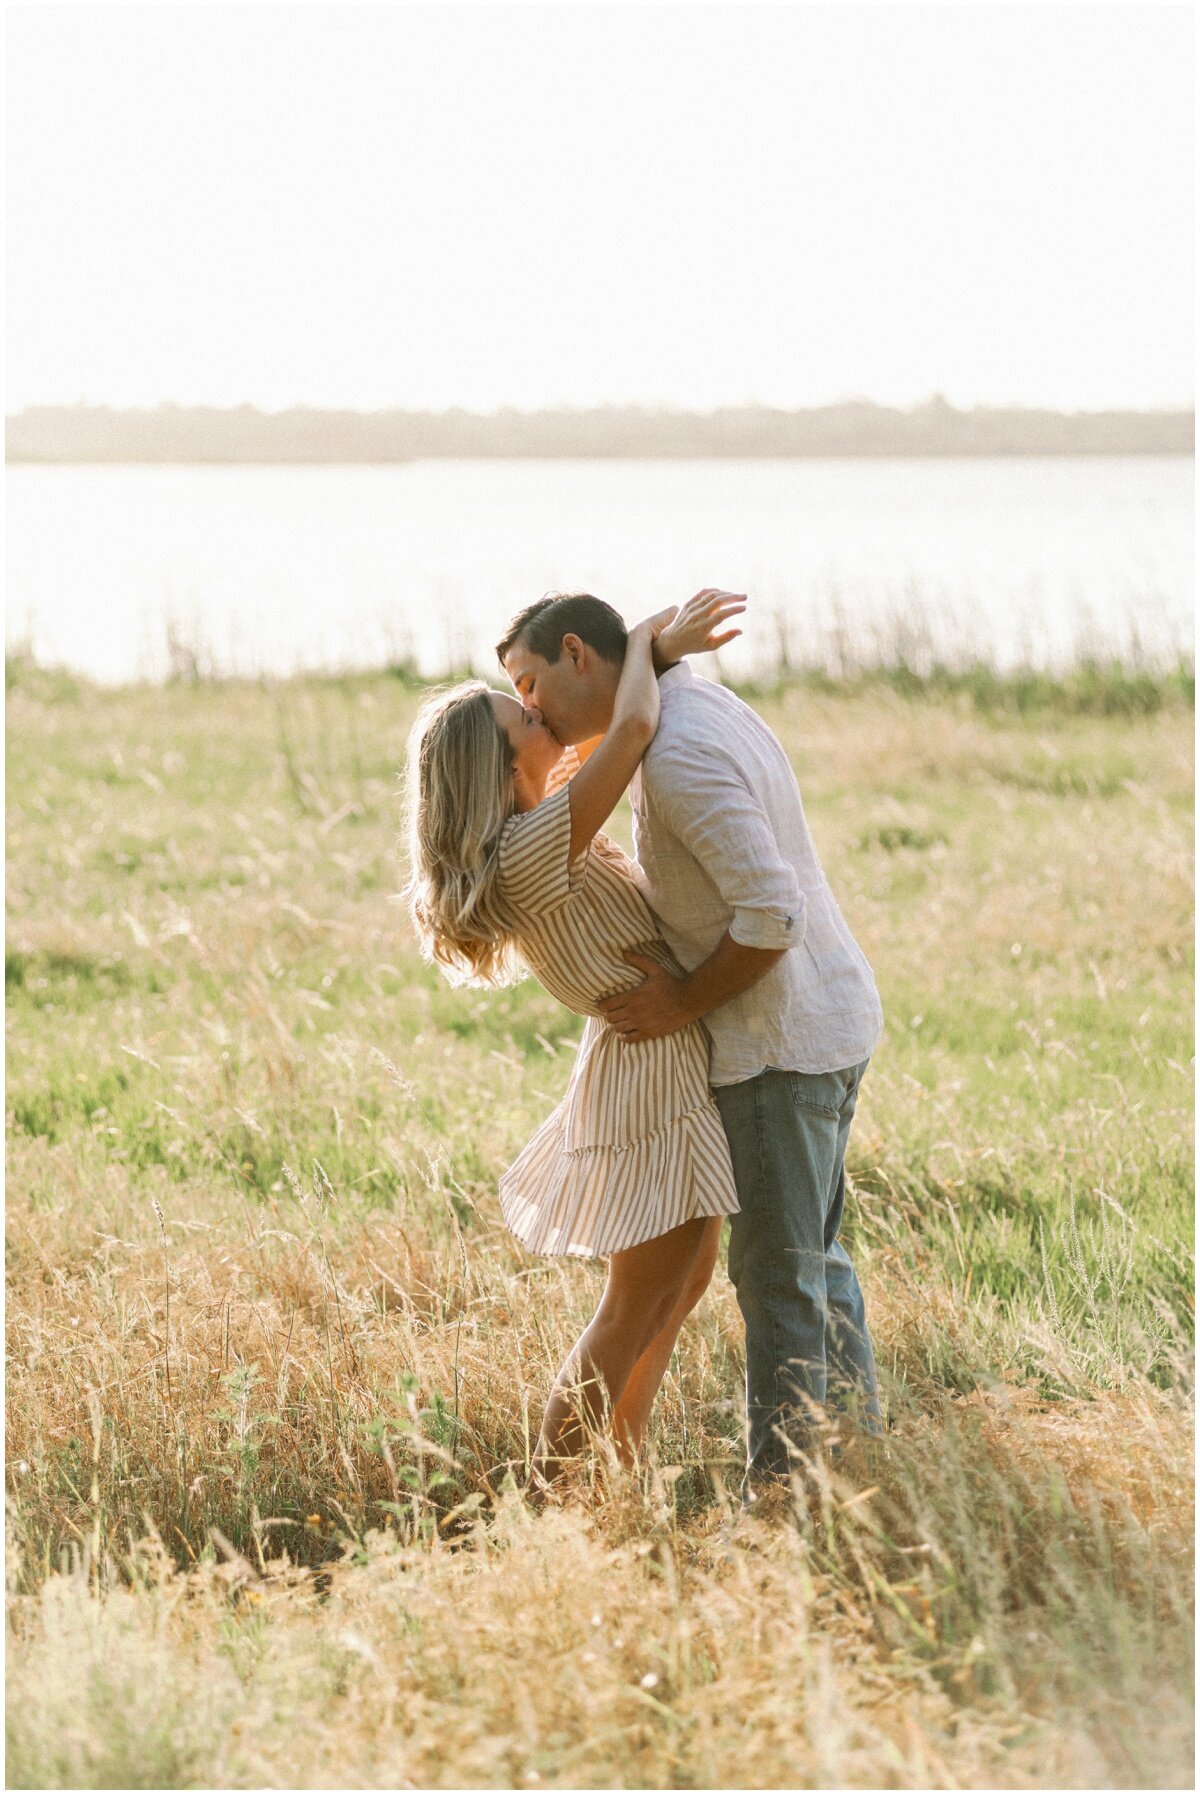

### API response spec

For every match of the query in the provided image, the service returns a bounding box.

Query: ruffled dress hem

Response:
[499,1096,739,1258]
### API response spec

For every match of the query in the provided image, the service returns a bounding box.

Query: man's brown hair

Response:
[495,593,628,669]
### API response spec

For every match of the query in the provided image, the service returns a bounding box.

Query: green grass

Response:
[734,655,1195,717]
[5,656,1194,1788]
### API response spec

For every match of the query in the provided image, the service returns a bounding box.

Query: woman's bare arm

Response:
[564,591,748,860]
[566,624,659,860]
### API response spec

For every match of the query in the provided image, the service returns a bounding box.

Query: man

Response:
[497,589,884,1489]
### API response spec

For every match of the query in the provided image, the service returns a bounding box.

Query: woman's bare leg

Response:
[532,1218,710,1487]
[611,1217,723,1464]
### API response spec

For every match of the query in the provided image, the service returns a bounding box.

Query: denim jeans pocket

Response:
[787,1069,846,1118]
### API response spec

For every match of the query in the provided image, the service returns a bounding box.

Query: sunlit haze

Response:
[6,4,1194,415]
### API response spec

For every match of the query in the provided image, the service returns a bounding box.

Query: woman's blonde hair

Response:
[402,680,523,985]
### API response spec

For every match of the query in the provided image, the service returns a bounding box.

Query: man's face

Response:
[503,639,590,747]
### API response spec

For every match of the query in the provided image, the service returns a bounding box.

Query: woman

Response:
[404,593,744,1489]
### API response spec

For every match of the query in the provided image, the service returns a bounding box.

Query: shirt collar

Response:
[658,662,695,696]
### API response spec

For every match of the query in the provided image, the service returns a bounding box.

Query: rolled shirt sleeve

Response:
[648,745,804,951]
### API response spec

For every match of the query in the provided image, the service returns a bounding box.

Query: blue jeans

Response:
[713,1062,881,1485]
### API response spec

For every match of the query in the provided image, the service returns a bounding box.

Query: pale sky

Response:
[6,3,1194,414]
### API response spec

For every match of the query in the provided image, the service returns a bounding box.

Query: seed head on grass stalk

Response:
[151,1197,174,1411]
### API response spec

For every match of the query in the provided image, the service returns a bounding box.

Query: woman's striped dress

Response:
[495,778,739,1257]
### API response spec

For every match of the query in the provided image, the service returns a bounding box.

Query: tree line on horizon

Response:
[5,397,1192,462]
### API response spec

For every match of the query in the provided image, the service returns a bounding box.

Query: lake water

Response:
[6,457,1193,684]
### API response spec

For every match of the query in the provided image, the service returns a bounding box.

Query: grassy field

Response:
[5,655,1194,1789]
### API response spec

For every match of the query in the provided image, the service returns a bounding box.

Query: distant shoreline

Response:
[7,453,1195,467]
[6,399,1193,463]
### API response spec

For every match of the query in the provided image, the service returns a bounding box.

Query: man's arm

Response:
[599,936,785,1043]
[598,738,803,1043]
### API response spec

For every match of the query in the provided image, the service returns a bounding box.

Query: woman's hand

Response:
[653,589,746,668]
[638,606,679,638]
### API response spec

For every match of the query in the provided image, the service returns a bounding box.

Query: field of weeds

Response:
[5,656,1194,1789]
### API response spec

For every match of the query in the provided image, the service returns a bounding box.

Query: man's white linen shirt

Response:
[630,663,883,1086]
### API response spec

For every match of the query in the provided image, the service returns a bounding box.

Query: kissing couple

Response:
[405,590,883,1499]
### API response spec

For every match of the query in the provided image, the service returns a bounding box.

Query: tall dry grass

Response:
[5,660,1194,1787]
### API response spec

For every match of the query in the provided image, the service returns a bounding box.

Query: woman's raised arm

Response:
[563,591,747,861]
[565,623,660,861]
